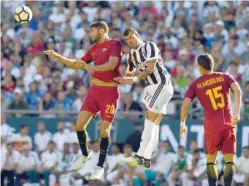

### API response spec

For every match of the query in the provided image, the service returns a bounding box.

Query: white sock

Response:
[136,119,154,157]
[144,124,159,159]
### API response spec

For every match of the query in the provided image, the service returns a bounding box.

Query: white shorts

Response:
[142,83,173,114]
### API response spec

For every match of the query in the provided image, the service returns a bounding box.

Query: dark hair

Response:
[242,146,249,150]
[193,148,200,154]
[48,140,55,145]
[178,145,185,150]
[230,60,239,66]
[123,27,138,36]
[90,21,109,33]
[197,53,214,71]
[20,124,27,129]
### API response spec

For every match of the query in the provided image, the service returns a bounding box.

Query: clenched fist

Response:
[44,50,59,59]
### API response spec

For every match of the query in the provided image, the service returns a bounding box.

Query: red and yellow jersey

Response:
[81,39,122,84]
[185,72,236,134]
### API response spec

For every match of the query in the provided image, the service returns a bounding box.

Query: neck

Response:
[201,70,213,75]
[97,35,109,44]
[134,39,142,50]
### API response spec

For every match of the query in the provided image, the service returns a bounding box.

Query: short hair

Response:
[178,145,185,150]
[90,21,109,33]
[193,148,200,154]
[197,53,214,71]
[242,146,249,150]
[123,27,138,36]
[20,124,27,129]
[230,60,239,66]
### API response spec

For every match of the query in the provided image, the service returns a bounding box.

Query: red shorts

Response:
[205,128,236,154]
[80,86,119,122]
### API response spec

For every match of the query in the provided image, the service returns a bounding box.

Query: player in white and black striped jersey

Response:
[114,28,174,168]
[126,40,168,85]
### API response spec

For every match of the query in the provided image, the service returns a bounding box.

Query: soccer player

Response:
[180,54,242,186]
[114,28,173,168]
[44,21,122,180]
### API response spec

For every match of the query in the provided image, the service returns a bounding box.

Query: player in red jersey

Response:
[44,21,122,180]
[180,54,242,186]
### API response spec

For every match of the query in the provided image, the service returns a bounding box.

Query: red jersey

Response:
[81,39,122,82]
[184,72,236,134]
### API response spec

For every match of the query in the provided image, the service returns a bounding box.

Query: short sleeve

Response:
[224,73,236,87]
[184,83,196,101]
[81,48,92,63]
[145,41,159,61]
[109,40,122,57]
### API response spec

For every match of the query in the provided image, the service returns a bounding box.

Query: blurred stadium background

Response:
[1,1,249,186]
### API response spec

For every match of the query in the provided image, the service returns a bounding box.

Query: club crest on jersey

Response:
[102,48,107,52]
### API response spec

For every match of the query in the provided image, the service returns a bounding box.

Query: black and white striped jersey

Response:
[126,41,169,86]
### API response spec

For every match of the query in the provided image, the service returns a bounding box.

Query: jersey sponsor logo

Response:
[102,48,107,52]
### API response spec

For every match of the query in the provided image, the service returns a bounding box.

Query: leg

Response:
[137,83,173,160]
[205,131,221,186]
[223,154,236,186]
[244,174,249,186]
[137,110,162,159]
[1,170,6,186]
[76,110,94,156]
[206,152,219,186]
[7,170,14,186]
[123,110,162,168]
[97,120,112,168]
[221,129,236,186]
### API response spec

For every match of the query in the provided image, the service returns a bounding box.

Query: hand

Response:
[73,60,86,69]
[84,63,94,73]
[180,123,187,140]
[44,50,59,59]
[233,113,240,125]
[113,77,135,85]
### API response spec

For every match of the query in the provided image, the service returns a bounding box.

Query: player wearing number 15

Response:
[180,54,242,186]
[44,21,122,180]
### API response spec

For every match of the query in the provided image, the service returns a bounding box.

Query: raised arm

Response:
[44,50,85,69]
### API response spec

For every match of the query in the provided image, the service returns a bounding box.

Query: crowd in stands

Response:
[1,120,249,186]
[1,1,249,118]
[1,1,249,186]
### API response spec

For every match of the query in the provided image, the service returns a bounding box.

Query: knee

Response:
[146,110,162,124]
[100,128,110,138]
[100,122,111,138]
[76,121,87,131]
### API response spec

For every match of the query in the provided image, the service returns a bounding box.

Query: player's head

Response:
[197,53,215,74]
[123,27,141,49]
[242,146,249,158]
[89,21,109,43]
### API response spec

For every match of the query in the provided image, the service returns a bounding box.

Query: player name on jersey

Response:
[197,76,225,88]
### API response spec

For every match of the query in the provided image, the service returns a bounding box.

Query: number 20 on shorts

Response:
[205,86,225,110]
[105,104,115,114]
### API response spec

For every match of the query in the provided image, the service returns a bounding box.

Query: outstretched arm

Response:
[44,50,85,69]
[114,60,156,84]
